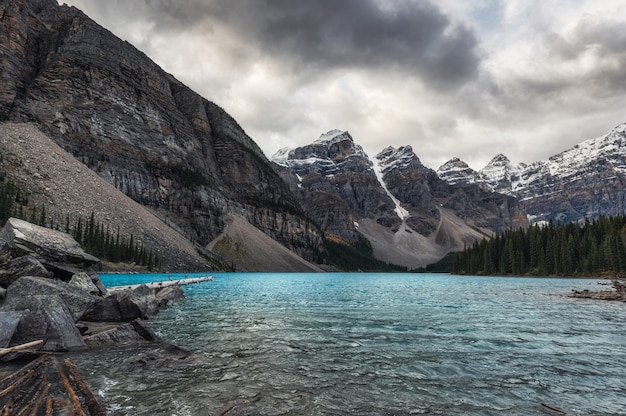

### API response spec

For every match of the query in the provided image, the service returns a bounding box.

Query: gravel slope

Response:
[0,122,209,271]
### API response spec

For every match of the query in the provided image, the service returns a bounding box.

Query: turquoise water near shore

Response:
[76,273,626,415]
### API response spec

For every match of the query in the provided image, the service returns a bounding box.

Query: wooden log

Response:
[51,357,87,416]
[107,275,213,294]
[64,358,106,416]
[0,340,45,358]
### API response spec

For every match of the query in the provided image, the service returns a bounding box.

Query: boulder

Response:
[117,284,159,320]
[0,255,53,288]
[2,276,98,322]
[6,294,85,352]
[82,294,123,322]
[69,272,100,295]
[88,270,109,297]
[0,218,99,268]
[155,285,185,307]
[0,311,23,348]
[82,319,159,348]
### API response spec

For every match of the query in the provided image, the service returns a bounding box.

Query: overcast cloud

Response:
[62,0,626,170]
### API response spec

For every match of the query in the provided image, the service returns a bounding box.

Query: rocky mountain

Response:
[438,123,626,224]
[0,0,324,271]
[273,131,528,269]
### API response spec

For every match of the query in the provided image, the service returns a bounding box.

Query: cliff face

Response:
[273,130,397,242]
[376,146,528,235]
[0,0,324,265]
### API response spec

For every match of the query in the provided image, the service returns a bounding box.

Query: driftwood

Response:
[0,339,45,358]
[0,356,105,415]
[107,275,213,294]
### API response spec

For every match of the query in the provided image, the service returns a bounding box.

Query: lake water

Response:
[74,273,626,415]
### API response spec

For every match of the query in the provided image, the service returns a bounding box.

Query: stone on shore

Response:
[2,275,98,322]
[155,285,185,307]
[0,311,23,348]
[82,319,159,348]
[0,218,194,359]
[0,255,53,287]
[0,218,99,269]
[4,294,86,352]
[117,284,160,320]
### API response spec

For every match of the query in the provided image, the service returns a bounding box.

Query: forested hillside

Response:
[454,216,626,276]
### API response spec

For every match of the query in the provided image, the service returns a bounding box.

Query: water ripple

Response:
[77,273,626,415]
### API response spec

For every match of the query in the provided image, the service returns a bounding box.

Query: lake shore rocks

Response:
[571,278,626,302]
[0,218,185,361]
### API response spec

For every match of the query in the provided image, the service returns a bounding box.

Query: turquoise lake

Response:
[74,273,626,415]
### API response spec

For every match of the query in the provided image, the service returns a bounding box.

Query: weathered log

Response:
[0,339,44,358]
[0,356,105,415]
[107,275,213,294]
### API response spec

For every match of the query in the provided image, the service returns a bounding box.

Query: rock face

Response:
[0,0,324,269]
[273,130,397,243]
[273,131,528,268]
[437,123,626,224]
[376,146,528,235]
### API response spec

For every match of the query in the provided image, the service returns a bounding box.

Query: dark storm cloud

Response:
[139,0,482,88]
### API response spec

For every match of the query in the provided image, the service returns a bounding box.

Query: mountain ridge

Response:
[272,130,527,268]
[438,123,626,223]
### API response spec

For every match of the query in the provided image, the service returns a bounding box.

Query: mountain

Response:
[0,0,324,271]
[438,123,626,224]
[273,131,528,269]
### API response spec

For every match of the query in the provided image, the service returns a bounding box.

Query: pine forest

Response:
[454,215,626,277]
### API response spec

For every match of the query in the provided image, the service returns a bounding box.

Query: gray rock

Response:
[155,285,185,307]
[82,319,158,348]
[69,272,100,295]
[2,276,98,322]
[82,294,122,322]
[117,284,159,320]
[7,294,85,352]
[0,255,53,288]
[88,270,109,297]
[0,311,23,348]
[0,218,99,267]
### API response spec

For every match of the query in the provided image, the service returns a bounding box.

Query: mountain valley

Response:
[1,0,625,271]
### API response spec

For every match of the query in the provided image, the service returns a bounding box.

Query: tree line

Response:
[1,172,159,270]
[454,215,626,276]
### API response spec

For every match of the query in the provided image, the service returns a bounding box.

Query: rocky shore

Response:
[571,278,626,302]
[0,217,193,413]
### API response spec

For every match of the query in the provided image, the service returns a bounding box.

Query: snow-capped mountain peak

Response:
[375,145,419,173]
[437,122,626,224]
[437,157,480,185]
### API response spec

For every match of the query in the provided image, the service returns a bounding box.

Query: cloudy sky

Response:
[62,0,626,170]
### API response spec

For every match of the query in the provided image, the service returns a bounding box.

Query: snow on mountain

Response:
[439,123,626,194]
[270,130,370,176]
[437,123,626,223]
[372,154,410,221]
[376,145,418,173]
[437,157,481,185]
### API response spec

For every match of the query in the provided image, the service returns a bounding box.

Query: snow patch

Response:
[372,162,410,221]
